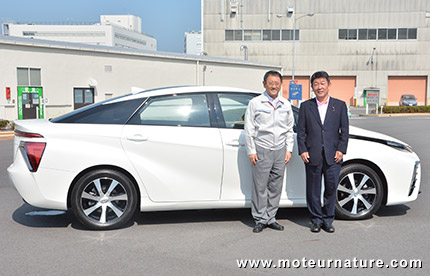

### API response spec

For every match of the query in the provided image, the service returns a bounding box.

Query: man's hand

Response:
[285,152,292,164]
[335,151,344,163]
[248,154,258,166]
[300,152,310,163]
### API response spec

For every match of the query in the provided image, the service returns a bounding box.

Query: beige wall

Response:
[0,38,281,120]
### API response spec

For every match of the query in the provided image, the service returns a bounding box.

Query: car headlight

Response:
[350,135,414,153]
[386,140,413,153]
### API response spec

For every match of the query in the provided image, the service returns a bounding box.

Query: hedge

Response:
[382,106,430,114]
[0,119,14,130]
[0,119,9,129]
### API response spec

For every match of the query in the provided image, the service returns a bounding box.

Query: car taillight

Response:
[20,142,46,172]
[15,130,44,138]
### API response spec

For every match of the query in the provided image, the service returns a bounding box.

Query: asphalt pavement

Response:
[0,116,429,275]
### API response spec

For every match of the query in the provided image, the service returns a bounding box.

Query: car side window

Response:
[218,93,257,129]
[51,97,147,124]
[128,94,211,127]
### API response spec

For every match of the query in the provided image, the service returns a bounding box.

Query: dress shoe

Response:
[253,223,266,233]
[322,223,335,233]
[267,222,284,231]
[310,223,321,233]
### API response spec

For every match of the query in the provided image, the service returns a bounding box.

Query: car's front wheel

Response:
[335,164,384,220]
[71,169,138,229]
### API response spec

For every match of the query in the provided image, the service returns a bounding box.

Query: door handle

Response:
[226,140,240,147]
[127,134,148,142]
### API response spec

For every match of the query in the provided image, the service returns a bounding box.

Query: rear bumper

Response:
[7,152,75,210]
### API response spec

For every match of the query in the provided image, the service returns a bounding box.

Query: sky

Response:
[0,0,202,53]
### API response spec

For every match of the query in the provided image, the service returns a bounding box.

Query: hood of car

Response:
[349,125,406,145]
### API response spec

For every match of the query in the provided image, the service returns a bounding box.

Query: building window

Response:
[74,88,95,110]
[225,30,243,41]
[263,30,271,41]
[23,31,36,36]
[234,30,243,40]
[17,68,41,86]
[339,29,357,40]
[388,29,397,39]
[225,30,234,41]
[244,30,261,41]
[225,29,300,41]
[272,30,281,40]
[339,29,347,40]
[408,28,417,39]
[358,29,367,40]
[340,28,417,41]
[378,28,388,40]
[398,28,407,39]
[368,29,377,40]
[114,33,147,45]
[282,30,299,40]
[348,29,357,40]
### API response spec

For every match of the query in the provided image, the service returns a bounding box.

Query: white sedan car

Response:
[8,86,421,229]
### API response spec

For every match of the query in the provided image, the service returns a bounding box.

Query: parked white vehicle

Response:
[8,86,421,229]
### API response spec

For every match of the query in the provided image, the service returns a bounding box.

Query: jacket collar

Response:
[261,91,286,104]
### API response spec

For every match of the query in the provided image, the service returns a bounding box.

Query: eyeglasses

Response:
[265,82,281,87]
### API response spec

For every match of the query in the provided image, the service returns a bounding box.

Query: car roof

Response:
[107,86,260,104]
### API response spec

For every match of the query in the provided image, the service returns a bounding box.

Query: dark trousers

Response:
[305,153,341,225]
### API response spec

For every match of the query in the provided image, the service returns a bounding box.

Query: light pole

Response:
[277,11,314,80]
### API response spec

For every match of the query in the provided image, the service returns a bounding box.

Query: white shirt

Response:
[317,96,330,125]
[244,92,295,155]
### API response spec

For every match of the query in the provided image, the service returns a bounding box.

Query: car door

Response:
[216,93,306,201]
[215,92,256,201]
[121,93,223,202]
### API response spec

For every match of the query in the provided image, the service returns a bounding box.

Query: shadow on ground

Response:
[12,203,410,230]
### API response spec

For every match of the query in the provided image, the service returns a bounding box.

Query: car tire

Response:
[335,164,384,220]
[71,169,138,230]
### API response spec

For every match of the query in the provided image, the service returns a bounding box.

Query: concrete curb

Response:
[0,131,14,137]
[359,113,430,117]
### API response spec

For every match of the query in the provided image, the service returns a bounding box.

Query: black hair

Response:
[263,70,282,83]
[310,71,330,85]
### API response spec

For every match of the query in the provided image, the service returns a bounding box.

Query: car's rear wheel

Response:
[71,169,138,229]
[335,164,384,220]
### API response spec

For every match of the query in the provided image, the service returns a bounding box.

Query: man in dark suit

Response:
[297,71,349,233]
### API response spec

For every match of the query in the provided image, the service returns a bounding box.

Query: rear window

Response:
[51,97,147,124]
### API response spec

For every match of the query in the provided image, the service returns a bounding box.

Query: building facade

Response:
[0,36,280,121]
[2,15,157,51]
[203,0,430,106]
[184,31,203,55]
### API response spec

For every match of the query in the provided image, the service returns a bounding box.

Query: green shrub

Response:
[0,119,9,129]
[0,119,15,130]
[383,106,430,114]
